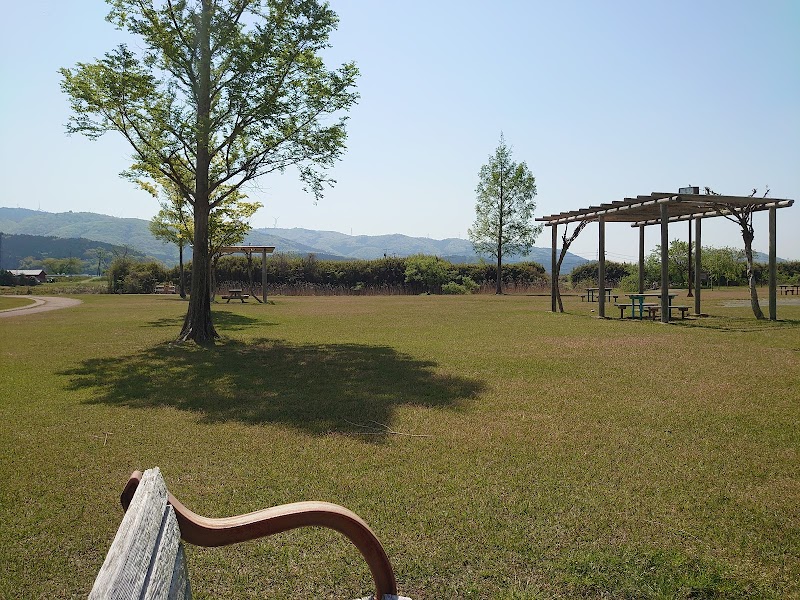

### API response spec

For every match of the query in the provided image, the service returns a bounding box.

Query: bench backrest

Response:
[89,468,191,599]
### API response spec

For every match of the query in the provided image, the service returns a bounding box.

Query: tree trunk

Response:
[179,202,217,343]
[495,169,504,295]
[742,228,764,319]
[178,242,186,299]
[555,221,589,312]
[178,0,217,344]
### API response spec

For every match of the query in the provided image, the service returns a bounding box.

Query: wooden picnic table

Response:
[779,284,799,295]
[585,287,614,302]
[224,288,249,303]
[624,292,677,319]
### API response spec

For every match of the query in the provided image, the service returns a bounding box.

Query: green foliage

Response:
[469,134,542,293]
[616,273,639,293]
[209,254,546,294]
[569,261,632,286]
[777,260,800,284]
[107,256,167,294]
[702,246,746,286]
[41,257,84,275]
[442,281,469,294]
[61,0,359,342]
[404,254,453,293]
[645,239,694,287]
[0,232,142,272]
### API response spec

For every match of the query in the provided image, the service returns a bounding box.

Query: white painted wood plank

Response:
[142,505,185,600]
[89,468,169,600]
[167,544,192,600]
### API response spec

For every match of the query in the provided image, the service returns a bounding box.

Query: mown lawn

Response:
[0,296,36,310]
[1,292,798,599]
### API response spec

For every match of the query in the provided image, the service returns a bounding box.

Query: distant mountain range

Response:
[0,207,588,273]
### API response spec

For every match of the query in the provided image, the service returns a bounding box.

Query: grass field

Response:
[0,296,36,310]
[1,291,798,599]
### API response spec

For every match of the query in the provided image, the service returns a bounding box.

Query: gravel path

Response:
[0,296,83,318]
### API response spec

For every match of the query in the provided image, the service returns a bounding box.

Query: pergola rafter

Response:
[537,191,794,322]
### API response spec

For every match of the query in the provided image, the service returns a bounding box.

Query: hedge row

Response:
[168,254,549,294]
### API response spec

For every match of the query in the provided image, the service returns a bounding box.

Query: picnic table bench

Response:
[647,305,691,320]
[221,288,250,303]
[581,288,617,303]
[89,467,408,600]
[614,302,659,319]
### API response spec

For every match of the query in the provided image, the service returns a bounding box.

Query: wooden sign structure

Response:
[219,245,276,303]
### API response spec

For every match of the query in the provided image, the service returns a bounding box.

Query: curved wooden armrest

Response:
[121,471,398,598]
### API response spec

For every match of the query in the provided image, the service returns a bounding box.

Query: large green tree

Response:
[61,0,359,343]
[468,134,542,294]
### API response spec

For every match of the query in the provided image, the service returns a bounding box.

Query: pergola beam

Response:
[537,190,794,322]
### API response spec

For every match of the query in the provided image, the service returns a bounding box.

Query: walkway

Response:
[0,296,83,318]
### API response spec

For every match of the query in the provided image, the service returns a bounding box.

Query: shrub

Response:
[442,281,468,295]
[570,261,631,286]
[108,257,168,293]
[617,274,639,293]
[404,254,453,294]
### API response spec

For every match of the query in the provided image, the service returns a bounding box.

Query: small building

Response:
[8,269,48,283]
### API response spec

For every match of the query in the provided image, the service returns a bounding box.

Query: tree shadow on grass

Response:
[61,339,484,439]
[145,309,270,332]
[674,315,800,333]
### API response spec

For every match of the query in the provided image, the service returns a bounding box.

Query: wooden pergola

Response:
[536,191,794,322]
[218,245,276,303]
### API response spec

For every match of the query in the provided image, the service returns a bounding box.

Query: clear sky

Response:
[1,1,798,261]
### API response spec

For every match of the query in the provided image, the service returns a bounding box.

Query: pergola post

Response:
[598,217,606,318]
[687,219,693,297]
[660,203,669,323]
[262,248,268,304]
[769,207,776,321]
[551,224,557,312]
[694,217,702,316]
[638,225,645,293]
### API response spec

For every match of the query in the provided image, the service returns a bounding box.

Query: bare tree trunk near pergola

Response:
[555,220,591,312]
[705,186,768,319]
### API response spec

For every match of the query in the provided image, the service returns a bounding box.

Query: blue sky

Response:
[1,1,798,260]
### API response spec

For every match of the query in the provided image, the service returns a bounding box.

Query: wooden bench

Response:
[89,468,409,599]
[615,302,659,319]
[648,305,691,320]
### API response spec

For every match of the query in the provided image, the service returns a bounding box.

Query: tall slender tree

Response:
[61,0,358,343]
[468,134,542,294]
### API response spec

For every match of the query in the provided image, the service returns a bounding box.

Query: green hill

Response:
[0,233,147,271]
